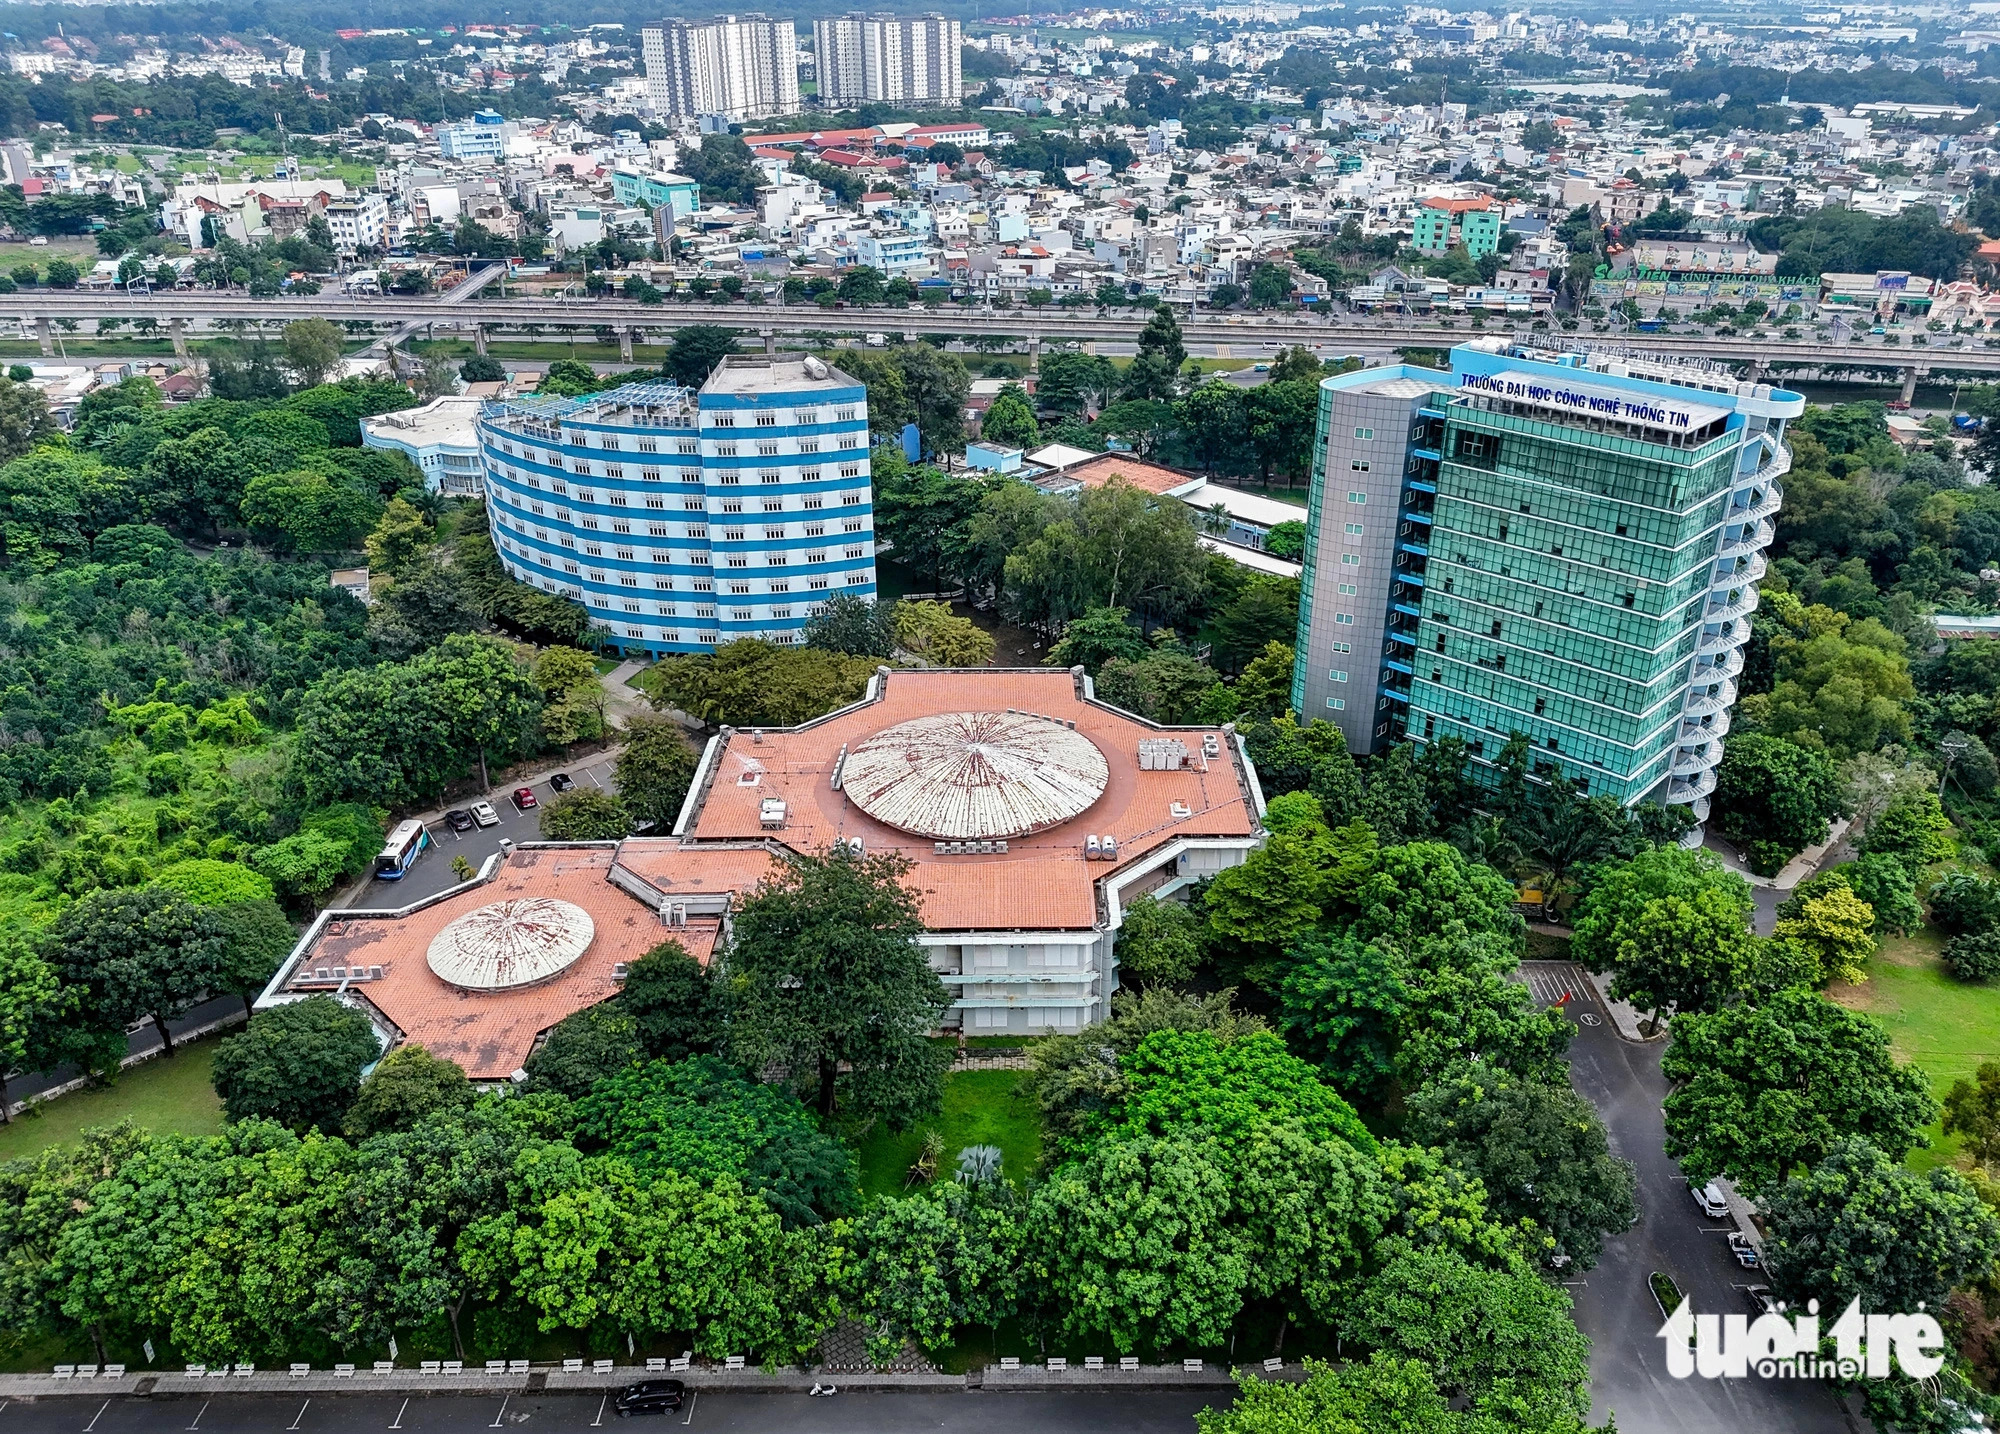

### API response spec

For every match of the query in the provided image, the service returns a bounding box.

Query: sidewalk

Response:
[1702,817,1853,892]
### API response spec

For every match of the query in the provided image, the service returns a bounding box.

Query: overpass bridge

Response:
[12,291,1998,390]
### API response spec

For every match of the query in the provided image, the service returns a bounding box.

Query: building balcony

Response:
[1671,744,1721,778]
[1715,550,1769,587]
[1718,519,1776,559]
[1681,709,1731,743]
[1682,678,1738,719]
[1696,623,1749,660]
[1729,475,1785,527]
[1704,586,1760,625]
[1666,767,1718,802]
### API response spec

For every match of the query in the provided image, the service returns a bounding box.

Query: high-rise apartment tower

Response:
[1291,340,1800,831]
[813,14,962,106]
[642,15,800,120]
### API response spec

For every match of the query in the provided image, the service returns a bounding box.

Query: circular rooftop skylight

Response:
[426,899,595,992]
[843,711,1109,841]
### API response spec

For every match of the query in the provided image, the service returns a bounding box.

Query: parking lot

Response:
[341,751,622,911]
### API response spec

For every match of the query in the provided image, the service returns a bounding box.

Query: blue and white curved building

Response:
[477,354,878,653]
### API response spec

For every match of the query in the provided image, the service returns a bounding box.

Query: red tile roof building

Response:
[259,668,1267,1076]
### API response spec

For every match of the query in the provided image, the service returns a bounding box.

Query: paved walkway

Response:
[1702,817,1854,892]
[600,659,654,730]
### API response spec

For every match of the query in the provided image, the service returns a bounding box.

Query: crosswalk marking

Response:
[1518,961,1595,1008]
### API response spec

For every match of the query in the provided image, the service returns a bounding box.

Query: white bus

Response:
[375,819,431,880]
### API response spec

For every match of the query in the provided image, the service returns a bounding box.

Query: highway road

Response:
[10,292,1998,375]
[0,1390,1223,1434]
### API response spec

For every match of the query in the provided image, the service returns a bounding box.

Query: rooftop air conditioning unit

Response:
[1102,835,1118,858]
[759,797,788,829]
[1085,835,1102,858]
[669,903,688,927]
[844,836,864,855]
[613,963,629,980]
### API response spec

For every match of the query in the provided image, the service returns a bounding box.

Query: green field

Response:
[1831,930,1995,1173]
[0,1035,228,1164]
[852,1069,1043,1200]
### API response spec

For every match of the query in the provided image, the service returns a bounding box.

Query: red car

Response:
[512,787,539,811]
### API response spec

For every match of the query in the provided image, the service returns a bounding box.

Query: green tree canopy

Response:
[725,848,950,1124]
[1661,986,1938,1192]
[210,996,380,1131]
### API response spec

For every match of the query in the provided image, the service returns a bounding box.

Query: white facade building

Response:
[641,15,800,121]
[813,13,962,106]
[363,397,487,497]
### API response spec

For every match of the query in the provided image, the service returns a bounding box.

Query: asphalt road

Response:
[1550,968,1845,1433]
[341,751,622,911]
[0,1390,1222,1434]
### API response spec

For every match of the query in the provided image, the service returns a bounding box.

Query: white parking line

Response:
[83,1403,110,1433]
[288,1401,310,1431]
[591,1396,606,1427]
[388,1399,408,1430]
[187,1401,209,1431]
[682,1392,697,1426]
[490,1396,509,1429]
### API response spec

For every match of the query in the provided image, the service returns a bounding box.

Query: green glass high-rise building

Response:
[1291,340,1801,829]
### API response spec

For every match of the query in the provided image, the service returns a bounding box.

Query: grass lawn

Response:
[1828,929,1996,1173]
[852,1069,1042,1200]
[0,1035,227,1163]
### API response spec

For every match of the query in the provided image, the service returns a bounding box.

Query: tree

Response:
[662,325,739,388]
[281,318,345,390]
[1712,733,1846,871]
[851,1181,1023,1358]
[249,830,355,909]
[802,590,897,657]
[1115,895,1203,986]
[1858,789,1953,877]
[1769,882,1875,987]
[0,936,59,1123]
[1661,986,1938,1192]
[343,1044,473,1137]
[1944,929,2000,982]
[210,996,379,1131]
[363,496,434,576]
[211,900,299,1017]
[45,886,226,1056]
[1923,870,2000,938]
[1946,1061,2000,1167]
[537,359,599,398]
[1046,605,1147,672]
[616,719,702,833]
[980,384,1039,449]
[646,639,877,729]
[539,789,631,840]
[0,376,57,464]
[1607,888,1759,1024]
[1197,1355,1475,1434]
[460,354,506,384]
[1340,1245,1592,1430]
[522,1003,642,1098]
[892,600,996,667]
[1570,845,1753,974]
[241,469,379,553]
[620,938,723,1062]
[1027,1134,1245,1349]
[726,847,951,1123]
[1838,855,1924,937]
[574,1056,857,1228]
[1405,1063,1637,1270]
[1762,1137,2000,1318]
[890,344,971,458]
[534,644,608,745]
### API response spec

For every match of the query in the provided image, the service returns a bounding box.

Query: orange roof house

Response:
[259,669,1268,1072]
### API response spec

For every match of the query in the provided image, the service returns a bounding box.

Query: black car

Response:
[444,808,475,832]
[614,1380,686,1417]
[549,772,576,793]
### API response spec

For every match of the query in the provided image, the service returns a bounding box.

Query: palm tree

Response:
[1510,792,1627,919]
